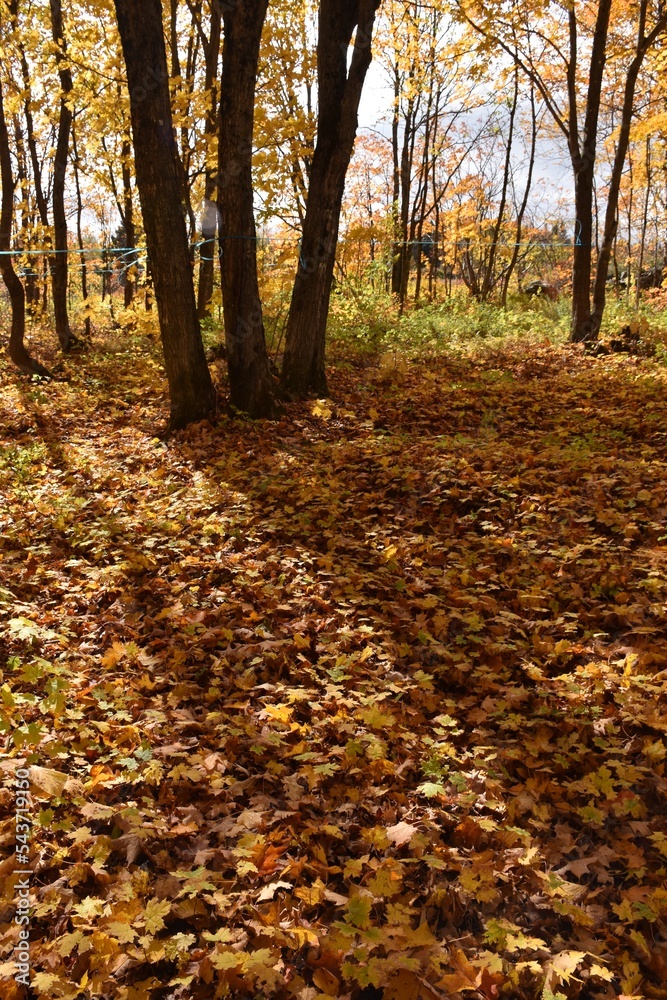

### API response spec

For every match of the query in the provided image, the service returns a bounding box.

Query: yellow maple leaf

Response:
[101,641,126,668]
[105,921,137,944]
[546,950,587,984]
[311,399,332,419]
[294,878,326,905]
[211,950,245,971]
[143,897,172,934]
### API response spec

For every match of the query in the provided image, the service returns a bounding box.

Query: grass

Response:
[325,283,667,358]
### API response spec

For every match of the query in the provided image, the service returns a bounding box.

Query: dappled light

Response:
[1,335,666,999]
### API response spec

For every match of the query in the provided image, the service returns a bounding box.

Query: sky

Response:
[356,58,574,229]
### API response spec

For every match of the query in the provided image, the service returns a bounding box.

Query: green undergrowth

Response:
[327,285,667,358]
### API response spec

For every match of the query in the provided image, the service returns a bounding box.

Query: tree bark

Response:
[13,116,39,314]
[217,0,281,417]
[413,17,439,305]
[168,0,199,247]
[390,63,401,296]
[501,79,536,307]
[480,67,519,302]
[196,0,221,319]
[71,125,91,339]
[590,4,667,329]
[636,136,651,309]
[121,139,136,307]
[567,0,612,342]
[281,0,381,400]
[570,160,597,340]
[12,0,47,320]
[13,0,49,235]
[0,77,49,377]
[49,0,75,351]
[103,122,137,306]
[114,0,216,431]
[393,92,417,310]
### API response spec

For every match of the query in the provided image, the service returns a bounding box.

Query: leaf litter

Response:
[0,338,666,999]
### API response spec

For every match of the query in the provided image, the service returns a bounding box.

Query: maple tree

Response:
[216,0,282,418]
[1,0,667,979]
[7,0,65,336]
[254,0,317,230]
[1,53,667,1000]
[381,0,461,309]
[1,0,665,416]
[191,0,222,320]
[280,0,382,399]
[0,25,48,377]
[48,0,75,351]
[113,0,216,431]
[340,2,546,310]
[609,59,666,297]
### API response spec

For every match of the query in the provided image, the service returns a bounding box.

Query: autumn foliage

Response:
[1,333,667,999]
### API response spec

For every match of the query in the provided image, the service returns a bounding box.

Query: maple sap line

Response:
[0,234,584,277]
[0,233,588,258]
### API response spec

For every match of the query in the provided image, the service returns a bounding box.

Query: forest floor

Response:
[1,331,667,1000]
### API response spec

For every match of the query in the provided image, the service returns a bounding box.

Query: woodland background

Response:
[0,0,666,402]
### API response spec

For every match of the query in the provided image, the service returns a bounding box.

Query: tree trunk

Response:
[281,0,381,400]
[168,0,199,249]
[625,149,634,300]
[567,0,612,342]
[590,6,665,328]
[392,114,411,302]
[481,67,519,302]
[49,0,75,351]
[196,0,221,319]
[121,139,136,307]
[14,0,49,235]
[13,116,39,314]
[217,0,281,417]
[570,161,597,341]
[635,136,651,309]
[390,63,401,297]
[413,20,438,305]
[501,80,536,306]
[0,77,49,377]
[71,125,91,339]
[104,121,137,307]
[391,77,419,311]
[114,0,216,432]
